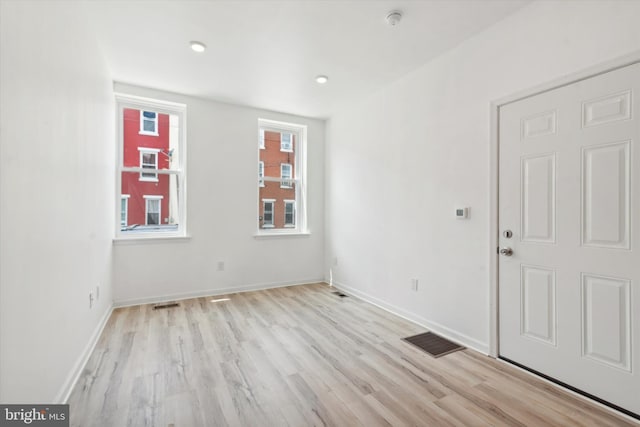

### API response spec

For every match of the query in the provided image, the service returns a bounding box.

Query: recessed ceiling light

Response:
[386,11,402,26]
[315,75,329,84]
[190,41,206,53]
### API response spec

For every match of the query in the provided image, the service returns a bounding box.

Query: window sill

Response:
[139,131,159,136]
[139,177,159,182]
[113,235,191,245]
[254,231,310,239]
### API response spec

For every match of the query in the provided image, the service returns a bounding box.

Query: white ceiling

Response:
[83,0,530,119]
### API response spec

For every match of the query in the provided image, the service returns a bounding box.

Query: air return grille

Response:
[153,302,180,310]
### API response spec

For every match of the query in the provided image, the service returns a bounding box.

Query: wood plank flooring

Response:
[67,283,636,426]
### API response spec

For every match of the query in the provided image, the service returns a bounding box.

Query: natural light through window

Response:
[257,119,307,235]
[116,94,187,238]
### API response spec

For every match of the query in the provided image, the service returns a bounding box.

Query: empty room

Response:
[1,0,639,425]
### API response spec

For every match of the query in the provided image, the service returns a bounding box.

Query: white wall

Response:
[325,0,640,353]
[112,84,325,305]
[0,1,114,402]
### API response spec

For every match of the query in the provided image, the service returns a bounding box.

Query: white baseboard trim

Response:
[333,280,490,355]
[56,303,114,403]
[113,278,325,308]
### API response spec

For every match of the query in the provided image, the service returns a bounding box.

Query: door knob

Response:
[499,247,513,256]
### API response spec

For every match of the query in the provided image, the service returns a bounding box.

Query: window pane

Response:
[143,120,155,132]
[258,181,296,229]
[148,199,159,212]
[258,125,299,231]
[281,132,292,151]
[280,164,292,187]
[120,198,128,227]
[284,201,295,226]
[140,152,157,179]
[262,201,274,228]
[123,108,181,171]
[142,153,155,165]
[146,199,160,225]
[120,171,180,233]
[118,96,186,238]
[147,212,159,225]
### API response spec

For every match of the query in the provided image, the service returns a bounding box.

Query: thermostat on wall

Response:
[455,207,469,219]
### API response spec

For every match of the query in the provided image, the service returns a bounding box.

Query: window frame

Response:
[139,110,159,136]
[115,93,187,240]
[262,199,275,228]
[280,163,292,188]
[257,119,308,236]
[120,195,130,229]
[283,199,295,228]
[138,147,160,182]
[259,128,265,149]
[280,132,293,152]
[144,195,163,225]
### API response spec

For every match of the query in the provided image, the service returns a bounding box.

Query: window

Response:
[116,94,186,238]
[139,148,159,181]
[144,195,163,225]
[280,132,293,152]
[120,195,130,229]
[280,163,292,188]
[284,200,295,227]
[258,161,264,187]
[139,110,158,135]
[259,129,265,149]
[262,199,275,228]
[257,119,307,234]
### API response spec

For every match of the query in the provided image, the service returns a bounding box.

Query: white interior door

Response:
[499,62,640,416]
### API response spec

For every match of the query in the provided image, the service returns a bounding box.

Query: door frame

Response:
[489,50,640,358]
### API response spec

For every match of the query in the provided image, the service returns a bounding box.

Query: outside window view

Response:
[259,129,297,229]
[120,108,181,233]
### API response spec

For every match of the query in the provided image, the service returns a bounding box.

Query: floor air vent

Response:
[403,331,464,358]
[332,291,348,298]
[153,302,180,310]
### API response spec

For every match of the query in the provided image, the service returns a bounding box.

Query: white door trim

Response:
[489,50,640,358]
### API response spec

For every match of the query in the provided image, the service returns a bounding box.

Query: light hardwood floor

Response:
[68,283,636,426]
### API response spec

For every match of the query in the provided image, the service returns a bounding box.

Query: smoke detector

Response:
[386,11,402,26]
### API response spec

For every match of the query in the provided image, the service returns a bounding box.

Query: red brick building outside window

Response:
[258,128,298,230]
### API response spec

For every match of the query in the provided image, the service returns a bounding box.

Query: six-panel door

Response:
[499,62,640,416]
